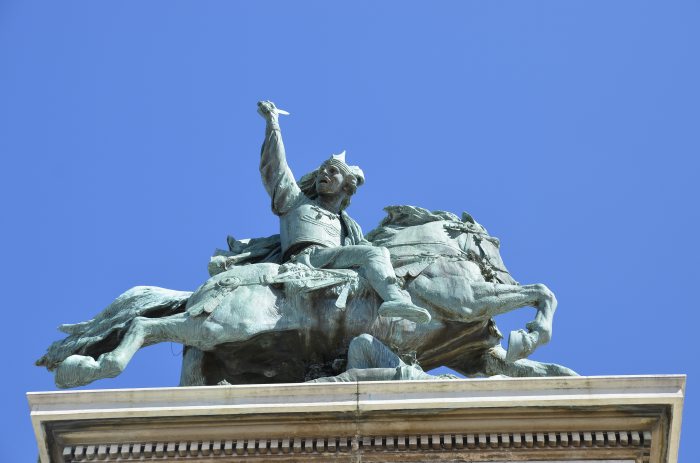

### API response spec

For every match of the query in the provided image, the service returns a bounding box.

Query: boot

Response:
[378,286,431,324]
[379,300,431,324]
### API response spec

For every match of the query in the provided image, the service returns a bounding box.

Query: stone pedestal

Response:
[28,375,684,462]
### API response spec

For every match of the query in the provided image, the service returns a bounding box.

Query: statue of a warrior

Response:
[257,100,430,324]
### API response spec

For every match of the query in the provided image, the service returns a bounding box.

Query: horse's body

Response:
[39,207,571,388]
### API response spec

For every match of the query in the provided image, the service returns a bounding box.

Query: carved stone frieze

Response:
[62,430,653,462]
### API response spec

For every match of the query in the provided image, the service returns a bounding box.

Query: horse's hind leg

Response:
[54,313,207,388]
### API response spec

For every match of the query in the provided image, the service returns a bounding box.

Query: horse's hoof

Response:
[526,320,552,344]
[506,329,537,362]
[55,355,99,389]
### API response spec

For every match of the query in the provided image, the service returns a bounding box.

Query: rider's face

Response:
[316,163,345,196]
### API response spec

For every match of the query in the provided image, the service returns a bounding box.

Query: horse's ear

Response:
[461,212,476,224]
[462,211,489,234]
[227,235,237,252]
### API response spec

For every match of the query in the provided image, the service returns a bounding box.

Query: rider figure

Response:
[258,100,430,324]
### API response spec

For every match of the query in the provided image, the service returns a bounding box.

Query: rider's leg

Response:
[308,245,431,323]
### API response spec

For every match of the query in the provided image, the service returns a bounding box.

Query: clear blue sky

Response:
[1,1,698,460]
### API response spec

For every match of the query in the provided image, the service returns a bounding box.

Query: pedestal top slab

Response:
[28,375,685,463]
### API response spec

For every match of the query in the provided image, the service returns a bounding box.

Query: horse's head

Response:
[366,205,517,285]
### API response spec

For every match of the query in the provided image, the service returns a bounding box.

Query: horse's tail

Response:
[35,286,191,371]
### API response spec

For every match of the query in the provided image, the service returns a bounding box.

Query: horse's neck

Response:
[385,221,466,262]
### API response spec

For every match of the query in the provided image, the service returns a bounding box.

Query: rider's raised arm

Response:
[258,101,302,216]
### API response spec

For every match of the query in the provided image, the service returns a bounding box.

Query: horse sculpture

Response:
[37,205,575,388]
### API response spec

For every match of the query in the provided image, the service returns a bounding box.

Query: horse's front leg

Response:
[497,283,557,362]
[409,271,556,361]
[468,282,556,348]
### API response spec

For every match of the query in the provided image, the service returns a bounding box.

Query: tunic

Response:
[259,121,367,261]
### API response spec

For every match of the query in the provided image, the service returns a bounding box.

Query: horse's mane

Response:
[366,205,486,242]
[378,205,461,227]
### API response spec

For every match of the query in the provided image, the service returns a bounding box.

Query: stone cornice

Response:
[28,375,685,462]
